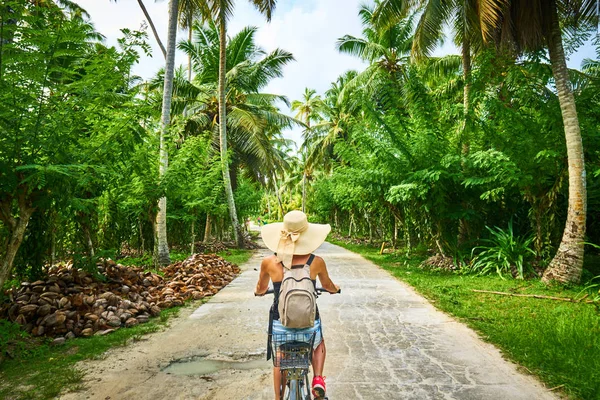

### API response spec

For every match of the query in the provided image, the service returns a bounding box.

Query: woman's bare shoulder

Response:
[261,254,278,269]
[311,255,327,269]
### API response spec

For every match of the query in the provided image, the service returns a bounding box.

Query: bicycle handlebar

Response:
[257,287,341,296]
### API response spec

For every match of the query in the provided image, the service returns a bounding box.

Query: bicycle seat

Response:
[279,341,312,353]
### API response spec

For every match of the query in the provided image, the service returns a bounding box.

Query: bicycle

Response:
[261,287,340,400]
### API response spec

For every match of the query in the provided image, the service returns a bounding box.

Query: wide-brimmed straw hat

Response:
[261,210,331,268]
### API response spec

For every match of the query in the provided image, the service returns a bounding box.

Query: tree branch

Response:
[472,289,595,304]
[137,0,167,59]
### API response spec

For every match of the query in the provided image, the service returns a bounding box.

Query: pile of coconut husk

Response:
[0,254,240,344]
[191,241,230,254]
[420,254,458,271]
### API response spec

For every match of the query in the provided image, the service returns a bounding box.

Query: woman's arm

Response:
[254,258,271,296]
[314,257,340,294]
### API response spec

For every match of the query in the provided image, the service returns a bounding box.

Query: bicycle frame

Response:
[281,366,311,400]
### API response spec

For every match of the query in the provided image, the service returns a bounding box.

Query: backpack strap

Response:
[305,253,316,266]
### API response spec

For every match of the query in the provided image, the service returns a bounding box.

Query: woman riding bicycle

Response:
[255,210,340,400]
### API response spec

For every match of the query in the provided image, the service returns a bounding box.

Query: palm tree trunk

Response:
[155,0,179,266]
[334,207,338,229]
[137,0,166,59]
[302,172,307,213]
[218,14,244,249]
[542,1,587,284]
[457,33,471,247]
[190,217,195,254]
[82,221,95,258]
[393,215,398,247]
[204,214,211,243]
[138,217,145,254]
[461,35,471,154]
[187,21,193,81]
[272,173,284,219]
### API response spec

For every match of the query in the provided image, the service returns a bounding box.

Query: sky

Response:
[74,0,596,145]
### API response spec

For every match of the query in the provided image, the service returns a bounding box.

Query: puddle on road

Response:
[163,355,270,376]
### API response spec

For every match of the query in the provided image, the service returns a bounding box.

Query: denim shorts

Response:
[271,318,323,349]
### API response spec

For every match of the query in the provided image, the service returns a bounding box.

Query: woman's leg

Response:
[273,366,280,399]
[273,367,287,400]
[311,340,326,376]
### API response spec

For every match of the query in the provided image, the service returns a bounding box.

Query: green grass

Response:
[216,249,253,266]
[330,238,600,400]
[0,248,255,400]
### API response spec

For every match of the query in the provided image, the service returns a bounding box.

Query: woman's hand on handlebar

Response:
[317,285,341,295]
[254,288,274,296]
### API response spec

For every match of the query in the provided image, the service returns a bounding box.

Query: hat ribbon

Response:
[276,225,308,269]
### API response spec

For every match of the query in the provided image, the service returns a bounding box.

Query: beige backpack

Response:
[278,254,317,328]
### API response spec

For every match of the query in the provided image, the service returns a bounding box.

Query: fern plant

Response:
[578,243,600,304]
[470,221,536,279]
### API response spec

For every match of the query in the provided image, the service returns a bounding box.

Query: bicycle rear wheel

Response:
[286,378,302,400]
[303,373,312,400]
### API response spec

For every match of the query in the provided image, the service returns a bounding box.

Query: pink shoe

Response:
[312,376,326,399]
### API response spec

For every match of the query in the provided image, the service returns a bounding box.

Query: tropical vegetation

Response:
[1,0,600,398]
[280,0,600,287]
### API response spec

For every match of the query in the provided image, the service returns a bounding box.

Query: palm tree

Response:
[479,0,596,283]
[178,0,204,80]
[110,0,181,265]
[176,23,296,174]
[155,0,179,266]
[372,0,504,247]
[195,0,277,248]
[173,22,298,231]
[291,88,323,212]
[337,5,414,85]
[301,71,360,174]
[372,0,490,154]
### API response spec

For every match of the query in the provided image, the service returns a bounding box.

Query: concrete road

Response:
[62,242,556,400]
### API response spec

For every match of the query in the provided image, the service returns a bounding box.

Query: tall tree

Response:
[302,72,358,173]
[372,0,485,152]
[291,88,323,212]
[155,0,180,266]
[197,0,277,248]
[480,0,597,283]
[175,23,297,184]
[178,0,203,80]
[372,0,500,246]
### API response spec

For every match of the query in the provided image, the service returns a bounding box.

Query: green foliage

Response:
[469,221,536,279]
[0,1,154,282]
[0,7,286,281]
[293,8,600,270]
